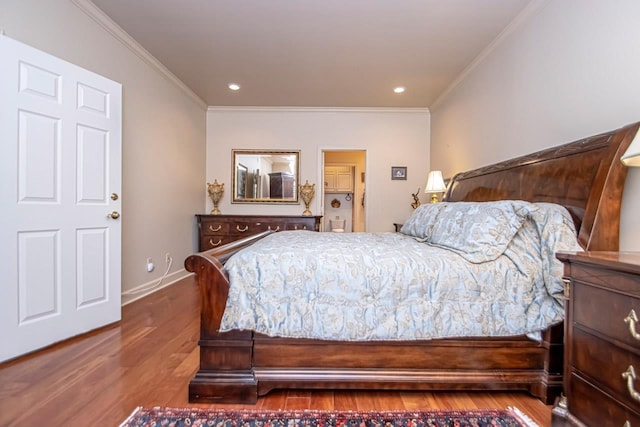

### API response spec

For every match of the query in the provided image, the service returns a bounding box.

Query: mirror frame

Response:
[231,149,301,204]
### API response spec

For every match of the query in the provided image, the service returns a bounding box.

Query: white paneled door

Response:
[0,35,122,362]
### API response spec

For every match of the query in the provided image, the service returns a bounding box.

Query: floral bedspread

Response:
[220,202,581,341]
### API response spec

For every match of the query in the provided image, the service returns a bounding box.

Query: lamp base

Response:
[430,194,440,203]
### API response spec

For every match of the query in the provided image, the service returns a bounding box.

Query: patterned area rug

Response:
[119,407,539,427]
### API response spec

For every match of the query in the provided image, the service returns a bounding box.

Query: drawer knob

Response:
[622,365,640,402]
[209,239,222,247]
[208,225,222,232]
[236,225,249,232]
[268,225,280,231]
[624,309,640,340]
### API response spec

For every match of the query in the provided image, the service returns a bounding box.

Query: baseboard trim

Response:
[121,269,193,306]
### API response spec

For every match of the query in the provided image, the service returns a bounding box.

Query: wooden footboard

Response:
[184,231,273,402]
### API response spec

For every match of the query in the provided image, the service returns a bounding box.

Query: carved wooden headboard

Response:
[444,122,638,251]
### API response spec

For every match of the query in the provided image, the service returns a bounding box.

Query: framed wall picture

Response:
[391,166,407,180]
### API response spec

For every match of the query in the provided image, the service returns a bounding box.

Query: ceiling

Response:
[90,0,532,108]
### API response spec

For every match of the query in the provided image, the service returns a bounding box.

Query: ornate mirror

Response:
[232,150,300,203]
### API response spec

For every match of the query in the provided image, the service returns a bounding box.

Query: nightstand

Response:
[553,252,640,426]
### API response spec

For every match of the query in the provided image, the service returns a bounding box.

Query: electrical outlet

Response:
[146,257,155,272]
[165,252,172,263]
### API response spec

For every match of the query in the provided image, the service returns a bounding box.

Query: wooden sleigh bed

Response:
[185,122,638,405]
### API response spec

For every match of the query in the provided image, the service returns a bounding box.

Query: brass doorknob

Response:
[108,211,120,219]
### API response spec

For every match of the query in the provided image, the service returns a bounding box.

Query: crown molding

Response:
[207,106,430,114]
[71,0,207,110]
[431,0,552,110]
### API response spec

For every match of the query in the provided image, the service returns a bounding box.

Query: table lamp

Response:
[424,170,446,203]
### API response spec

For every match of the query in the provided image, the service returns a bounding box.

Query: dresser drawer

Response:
[569,262,640,297]
[573,282,640,350]
[569,373,640,426]
[252,220,287,232]
[231,220,273,234]
[199,236,236,250]
[573,327,640,410]
[200,219,230,235]
[284,221,316,231]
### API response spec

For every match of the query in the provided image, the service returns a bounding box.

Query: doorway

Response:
[321,150,366,232]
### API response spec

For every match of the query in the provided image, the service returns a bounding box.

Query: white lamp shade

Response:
[424,170,446,193]
[621,129,640,167]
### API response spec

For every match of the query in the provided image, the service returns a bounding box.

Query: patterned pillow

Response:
[399,203,444,240]
[532,202,578,234]
[428,201,536,263]
[530,202,582,297]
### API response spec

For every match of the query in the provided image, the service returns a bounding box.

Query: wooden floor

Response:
[0,276,553,426]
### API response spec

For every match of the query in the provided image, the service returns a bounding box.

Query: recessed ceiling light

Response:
[393,86,406,94]
[228,83,240,91]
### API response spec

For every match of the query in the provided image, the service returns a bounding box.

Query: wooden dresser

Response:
[196,214,322,251]
[554,252,640,426]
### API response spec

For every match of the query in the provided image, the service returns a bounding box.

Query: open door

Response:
[0,35,122,362]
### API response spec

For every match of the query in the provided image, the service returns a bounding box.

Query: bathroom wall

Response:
[325,193,353,232]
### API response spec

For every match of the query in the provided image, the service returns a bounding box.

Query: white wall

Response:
[207,108,430,231]
[2,0,207,301]
[431,0,640,250]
